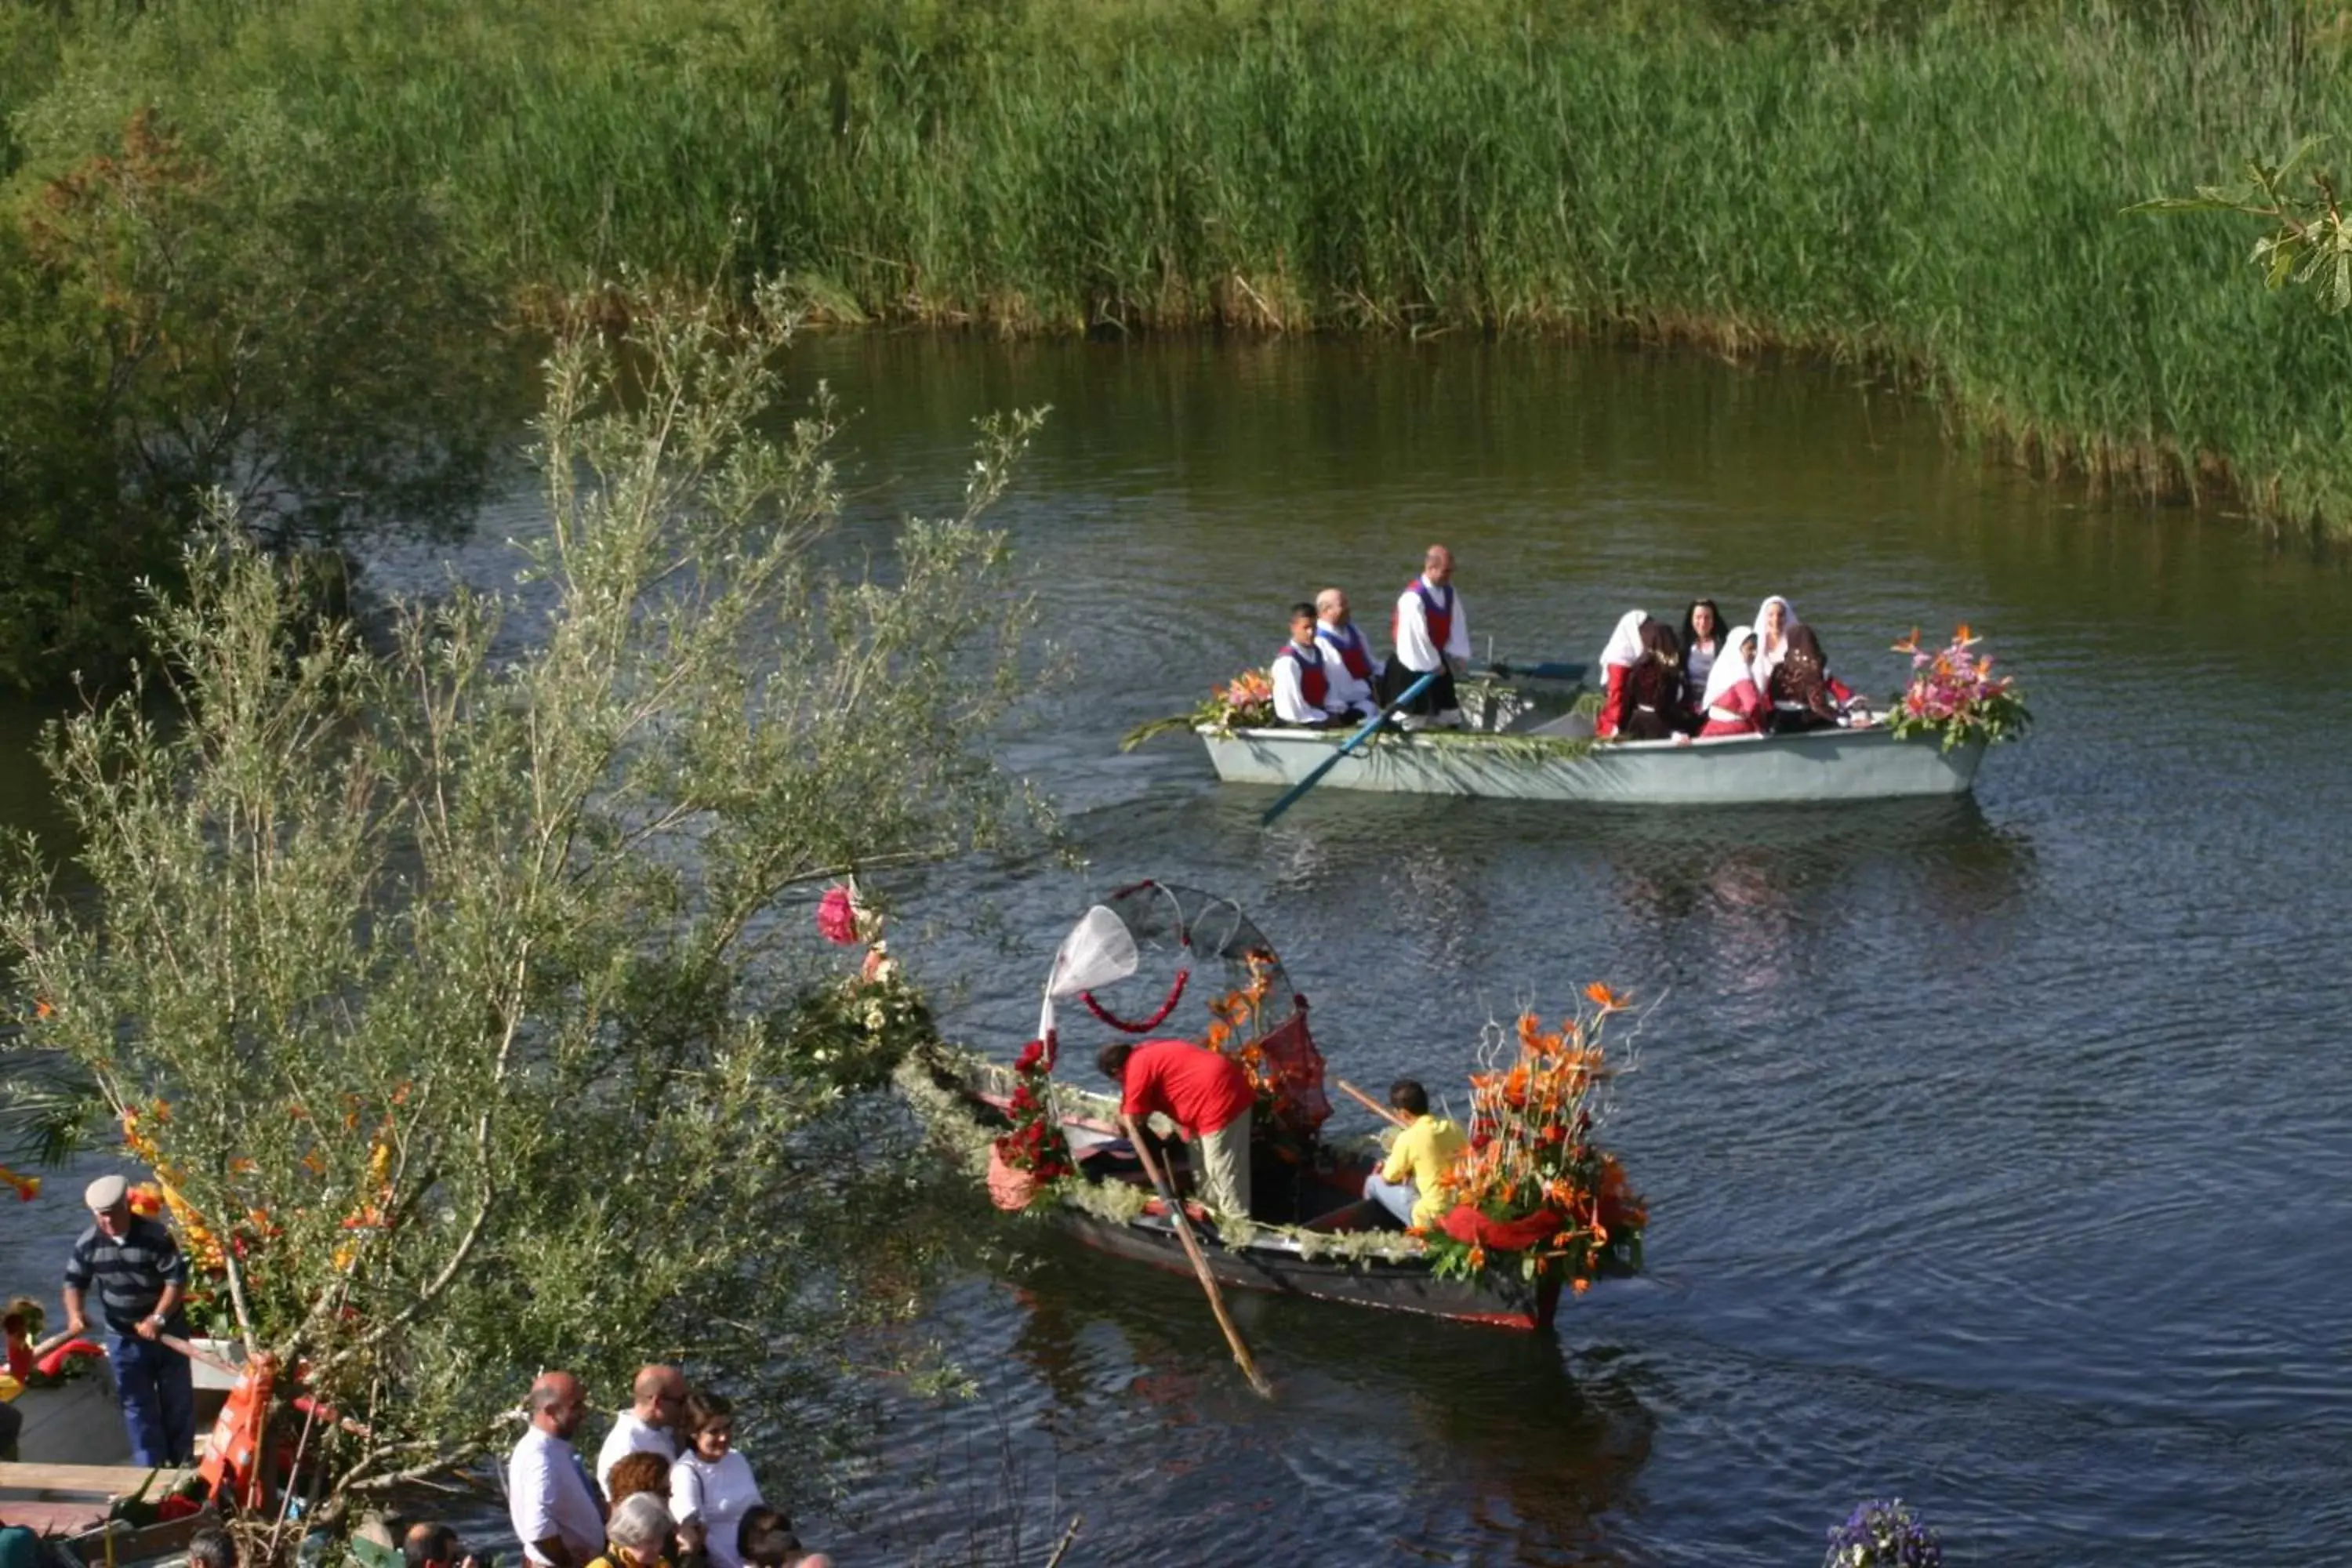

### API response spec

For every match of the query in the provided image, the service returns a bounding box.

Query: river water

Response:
[13,335,2352,1565]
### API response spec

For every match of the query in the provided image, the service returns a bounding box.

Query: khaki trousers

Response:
[1191,1105,1254,1219]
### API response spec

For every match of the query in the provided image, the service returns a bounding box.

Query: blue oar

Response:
[1259,670,1437,826]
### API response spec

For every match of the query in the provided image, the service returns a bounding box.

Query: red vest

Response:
[1278,641,1327,708]
[1316,623,1375,681]
[1394,579,1454,655]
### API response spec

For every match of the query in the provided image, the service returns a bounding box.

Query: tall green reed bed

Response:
[7,0,2352,528]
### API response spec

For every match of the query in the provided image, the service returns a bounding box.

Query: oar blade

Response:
[1259,670,1437,826]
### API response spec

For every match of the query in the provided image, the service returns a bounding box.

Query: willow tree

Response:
[0,279,1043,1540]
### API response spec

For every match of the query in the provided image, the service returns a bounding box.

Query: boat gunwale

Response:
[1201,720,1935,754]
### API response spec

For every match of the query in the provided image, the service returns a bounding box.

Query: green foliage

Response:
[0,279,1044,1522]
[0,103,506,688]
[8,0,2352,531]
[2133,136,2352,312]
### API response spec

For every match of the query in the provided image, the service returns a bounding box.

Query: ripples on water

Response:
[43,337,2352,1563]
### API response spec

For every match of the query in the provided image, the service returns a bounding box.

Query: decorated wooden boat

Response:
[896,881,1641,1332]
[1200,722,1985,805]
[897,1044,1629,1330]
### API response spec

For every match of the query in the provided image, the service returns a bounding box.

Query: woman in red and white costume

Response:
[1592,609,1646,740]
[1697,624,1768,737]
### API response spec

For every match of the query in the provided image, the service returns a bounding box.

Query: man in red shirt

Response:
[1097,1039,1256,1219]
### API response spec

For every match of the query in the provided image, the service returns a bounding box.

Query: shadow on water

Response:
[952,1217,1661,1566]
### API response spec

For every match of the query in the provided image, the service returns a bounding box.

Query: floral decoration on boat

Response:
[1203,949,1330,1137]
[1887,625,2031,751]
[988,1037,1076,1210]
[1117,668,1276,750]
[1422,991,1646,1293]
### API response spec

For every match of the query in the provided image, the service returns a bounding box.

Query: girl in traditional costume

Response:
[1592,609,1647,740]
[1697,625,1768,738]
[1765,622,1865,732]
[1618,619,1686,741]
[1750,594,1797,699]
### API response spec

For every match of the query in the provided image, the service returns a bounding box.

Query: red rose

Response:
[1015,1039,1046,1073]
[817,886,860,946]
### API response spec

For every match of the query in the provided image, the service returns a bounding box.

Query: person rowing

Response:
[1098,1039,1255,1220]
[1362,1079,1466,1230]
[1381,544,1469,728]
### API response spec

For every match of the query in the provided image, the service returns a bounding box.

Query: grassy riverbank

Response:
[3,1,2351,530]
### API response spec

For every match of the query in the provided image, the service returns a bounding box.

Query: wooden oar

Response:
[1335,1079,1407,1128]
[1259,670,1437,826]
[1120,1113,1273,1399]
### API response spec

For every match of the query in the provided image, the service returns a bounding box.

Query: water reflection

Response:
[959,1227,1659,1567]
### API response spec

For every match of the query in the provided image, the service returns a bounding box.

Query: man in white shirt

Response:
[508,1371,605,1568]
[1271,603,1348,728]
[594,1363,685,1497]
[1312,588,1381,720]
[1384,544,1471,727]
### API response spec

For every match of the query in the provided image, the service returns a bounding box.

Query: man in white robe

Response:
[1383,544,1471,727]
[1271,603,1346,727]
[1312,588,1381,720]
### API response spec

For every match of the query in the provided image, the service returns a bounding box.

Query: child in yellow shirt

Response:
[1364,1079,1466,1230]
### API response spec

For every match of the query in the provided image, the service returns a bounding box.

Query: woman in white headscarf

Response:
[1697,624,1767,737]
[1750,595,1796,699]
[1592,610,1647,740]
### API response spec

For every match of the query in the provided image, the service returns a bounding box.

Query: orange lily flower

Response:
[1583,982,1629,1013]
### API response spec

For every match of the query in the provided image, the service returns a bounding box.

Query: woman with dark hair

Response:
[670,1393,764,1568]
[1617,619,1687,741]
[1679,599,1722,724]
[1765,623,1868,733]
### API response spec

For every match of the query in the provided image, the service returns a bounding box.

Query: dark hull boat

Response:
[898,1044,1632,1332]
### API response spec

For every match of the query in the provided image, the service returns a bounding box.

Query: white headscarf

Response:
[1750,596,1796,693]
[1598,610,1647,670]
[1701,624,1759,710]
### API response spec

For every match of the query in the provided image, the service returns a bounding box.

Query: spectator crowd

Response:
[508,1367,829,1568]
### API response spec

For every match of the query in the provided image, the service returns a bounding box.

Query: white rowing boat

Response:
[1199,723,1986,805]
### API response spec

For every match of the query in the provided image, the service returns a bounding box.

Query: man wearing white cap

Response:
[60,1174,194,1465]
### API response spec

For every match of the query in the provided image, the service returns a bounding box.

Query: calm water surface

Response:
[17,336,2352,1565]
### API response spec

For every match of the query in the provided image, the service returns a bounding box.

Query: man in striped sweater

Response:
[60,1174,194,1466]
